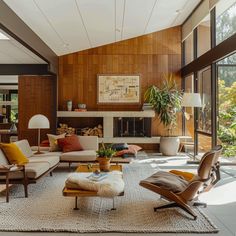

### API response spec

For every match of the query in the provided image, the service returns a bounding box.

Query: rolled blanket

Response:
[65,171,124,198]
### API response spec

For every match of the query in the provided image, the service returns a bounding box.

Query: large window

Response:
[183,32,194,65]
[216,0,236,44]
[197,66,212,134]
[0,89,18,124]
[197,15,211,57]
[184,74,194,137]
[217,53,236,157]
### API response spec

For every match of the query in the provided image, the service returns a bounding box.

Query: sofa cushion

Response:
[47,133,66,151]
[142,171,189,193]
[0,162,50,180]
[58,135,83,152]
[60,150,97,162]
[0,143,29,165]
[29,155,59,168]
[0,149,9,165]
[14,139,33,158]
[78,136,98,151]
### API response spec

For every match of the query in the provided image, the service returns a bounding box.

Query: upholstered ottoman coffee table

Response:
[63,164,124,210]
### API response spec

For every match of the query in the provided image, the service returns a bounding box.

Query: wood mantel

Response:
[57,110,155,118]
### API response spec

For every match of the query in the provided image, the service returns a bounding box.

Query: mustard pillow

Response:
[0,143,29,165]
[169,170,194,181]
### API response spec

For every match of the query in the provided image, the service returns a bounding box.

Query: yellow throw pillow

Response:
[169,170,195,181]
[0,143,29,165]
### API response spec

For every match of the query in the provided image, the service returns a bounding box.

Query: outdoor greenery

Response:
[216,2,236,157]
[144,75,182,136]
[218,79,236,157]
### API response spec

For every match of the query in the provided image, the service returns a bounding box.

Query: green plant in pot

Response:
[96,143,116,171]
[145,74,182,156]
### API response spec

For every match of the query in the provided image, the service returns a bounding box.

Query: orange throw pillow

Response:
[57,135,83,153]
[0,143,29,165]
[169,170,194,181]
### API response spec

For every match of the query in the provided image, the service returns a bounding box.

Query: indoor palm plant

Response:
[144,74,182,156]
[96,143,116,171]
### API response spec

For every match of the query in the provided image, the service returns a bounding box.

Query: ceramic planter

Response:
[160,136,180,156]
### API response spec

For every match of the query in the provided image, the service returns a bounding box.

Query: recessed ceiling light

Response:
[62,43,69,48]
[175,9,182,14]
[0,32,10,40]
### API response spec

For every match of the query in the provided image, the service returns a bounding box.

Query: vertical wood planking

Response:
[18,75,57,145]
[58,26,182,136]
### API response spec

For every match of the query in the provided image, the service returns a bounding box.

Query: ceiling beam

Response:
[0,64,51,75]
[181,32,236,77]
[0,1,58,74]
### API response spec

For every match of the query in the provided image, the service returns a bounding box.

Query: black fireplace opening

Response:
[113,117,151,137]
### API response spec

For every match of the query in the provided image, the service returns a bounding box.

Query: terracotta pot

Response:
[96,157,111,172]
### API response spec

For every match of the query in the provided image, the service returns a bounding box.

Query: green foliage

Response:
[144,74,182,135]
[96,143,116,158]
[218,80,236,157]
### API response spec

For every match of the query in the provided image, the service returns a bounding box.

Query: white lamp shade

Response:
[181,93,202,107]
[28,114,50,129]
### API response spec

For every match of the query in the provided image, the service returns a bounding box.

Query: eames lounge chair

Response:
[139,145,222,220]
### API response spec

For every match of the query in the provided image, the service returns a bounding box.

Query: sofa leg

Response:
[23,167,28,198]
[23,181,28,198]
[50,171,53,177]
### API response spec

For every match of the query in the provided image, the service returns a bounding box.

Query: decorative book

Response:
[87,172,108,182]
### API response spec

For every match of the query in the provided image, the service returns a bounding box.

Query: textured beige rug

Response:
[0,163,218,233]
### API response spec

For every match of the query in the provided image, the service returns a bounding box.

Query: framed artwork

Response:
[97,74,141,104]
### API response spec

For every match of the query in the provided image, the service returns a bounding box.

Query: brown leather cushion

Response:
[143,171,189,193]
[58,135,83,153]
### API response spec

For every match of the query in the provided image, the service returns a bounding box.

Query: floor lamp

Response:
[28,114,50,154]
[181,92,202,163]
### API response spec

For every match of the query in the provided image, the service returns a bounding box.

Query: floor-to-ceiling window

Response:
[182,0,236,158]
[217,53,236,157]
[216,0,236,45]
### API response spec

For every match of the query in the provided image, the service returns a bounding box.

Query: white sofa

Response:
[31,136,99,165]
[0,136,98,197]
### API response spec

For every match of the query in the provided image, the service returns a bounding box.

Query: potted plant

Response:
[96,143,116,171]
[144,74,182,156]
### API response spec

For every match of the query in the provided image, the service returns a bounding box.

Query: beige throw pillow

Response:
[47,133,66,152]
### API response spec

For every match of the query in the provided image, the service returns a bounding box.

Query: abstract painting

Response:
[97,75,140,104]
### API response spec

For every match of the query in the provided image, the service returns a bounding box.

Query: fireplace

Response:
[113,117,151,137]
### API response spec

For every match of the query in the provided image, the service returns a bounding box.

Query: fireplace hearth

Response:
[113,117,151,137]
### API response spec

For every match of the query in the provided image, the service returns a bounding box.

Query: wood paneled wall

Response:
[58,26,182,136]
[18,75,57,145]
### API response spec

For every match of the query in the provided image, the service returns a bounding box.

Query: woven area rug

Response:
[0,163,218,233]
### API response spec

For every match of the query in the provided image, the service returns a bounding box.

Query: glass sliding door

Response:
[197,66,212,153]
[217,53,236,157]
[183,74,195,155]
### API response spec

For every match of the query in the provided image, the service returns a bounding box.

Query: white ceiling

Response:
[0,29,47,64]
[4,0,201,56]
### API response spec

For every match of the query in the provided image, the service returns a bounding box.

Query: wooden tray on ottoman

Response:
[63,164,124,210]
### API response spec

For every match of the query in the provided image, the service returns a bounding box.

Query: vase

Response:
[67,100,72,111]
[96,157,111,172]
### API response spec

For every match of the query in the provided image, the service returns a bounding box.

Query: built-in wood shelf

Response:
[57,110,155,118]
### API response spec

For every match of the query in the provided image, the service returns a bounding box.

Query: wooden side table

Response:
[0,165,27,202]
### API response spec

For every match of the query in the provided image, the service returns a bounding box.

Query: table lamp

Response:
[28,114,50,154]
